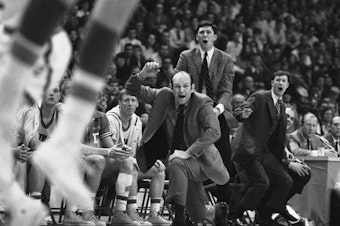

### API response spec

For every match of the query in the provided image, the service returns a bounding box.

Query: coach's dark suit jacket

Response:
[126,75,230,185]
[175,47,237,127]
[232,90,287,163]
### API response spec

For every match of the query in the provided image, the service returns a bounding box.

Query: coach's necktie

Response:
[171,105,185,154]
[276,99,282,116]
[200,52,214,98]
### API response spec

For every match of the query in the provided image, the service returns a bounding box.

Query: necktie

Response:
[307,139,312,150]
[171,105,185,153]
[176,29,181,40]
[335,140,339,156]
[276,99,282,116]
[200,52,214,98]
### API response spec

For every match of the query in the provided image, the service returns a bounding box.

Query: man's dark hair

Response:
[196,20,217,34]
[124,43,133,50]
[272,70,290,82]
[118,88,137,101]
[170,71,194,86]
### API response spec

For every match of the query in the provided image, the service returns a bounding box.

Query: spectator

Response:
[105,79,120,112]
[288,113,337,157]
[226,31,243,62]
[324,116,340,156]
[243,54,270,90]
[115,43,135,84]
[135,21,148,45]
[151,43,171,66]
[117,27,142,55]
[143,33,158,61]
[184,16,200,49]
[169,18,186,55]
[286,106,300,135]
[145,3,170,33]
[231,93,245,110]
[319,107,335,136]
[131,44,147,70]
[156,56,175,88]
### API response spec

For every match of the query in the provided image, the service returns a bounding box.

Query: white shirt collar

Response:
[332,135,339,143]
[271,89,281,105]
[199,46,214,66]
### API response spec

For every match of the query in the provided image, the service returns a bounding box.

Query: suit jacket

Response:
[289,129,336,156]
[324,133,338,148]
[175,47,237,128]
[232,90,287,163]
[126,75,230,185]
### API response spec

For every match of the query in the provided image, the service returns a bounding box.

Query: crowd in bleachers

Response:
[62,0,340,135]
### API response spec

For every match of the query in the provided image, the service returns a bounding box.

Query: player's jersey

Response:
[83,110,113,148]
[38,103,62,142]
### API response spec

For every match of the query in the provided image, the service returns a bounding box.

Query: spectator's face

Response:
[119,94,139,116]
[133,46,142,56]
[128,29,137,39]
[286,108,295,131]
[162,32,170,43]
[323,109,334,122]
[171,72,194,105]
[147,34,156,45]
[111,82,120,95]
[136,22,143,32]
[232,95,245,109]
[244,76,254,88]
[125,45,133,56]
[271,75,289,98]
[302,117,318,138]
[196,26,217,51]
[44,86,61,106]
[155,4,163,14]
[162,58,172,68]
[331,117,340,138]
[159,45,169,56]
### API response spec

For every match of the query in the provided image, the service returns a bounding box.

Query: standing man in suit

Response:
[126,62,230,226]
[232,71,294,226]
[175,20,236,202]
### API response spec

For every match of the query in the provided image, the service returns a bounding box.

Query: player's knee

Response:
[121,157,135,172]
[94,155,106,171]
